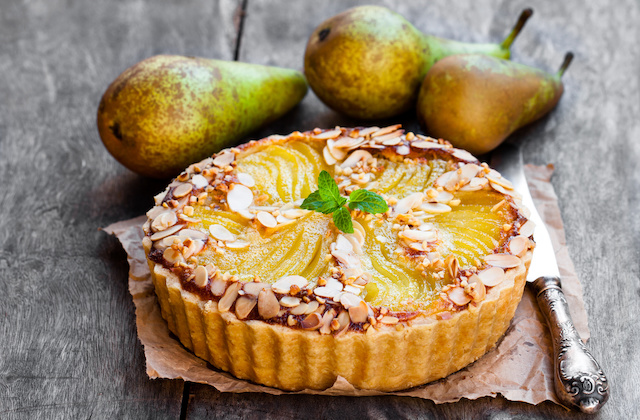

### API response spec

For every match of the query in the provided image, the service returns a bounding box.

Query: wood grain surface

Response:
[1,0,638,419]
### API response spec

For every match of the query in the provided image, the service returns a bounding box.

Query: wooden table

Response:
[1,0,638,418]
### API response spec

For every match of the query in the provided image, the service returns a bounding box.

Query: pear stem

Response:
[500,8,533,50]
[557,52,574,77]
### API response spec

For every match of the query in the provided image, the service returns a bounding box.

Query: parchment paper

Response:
[104,164,589,405]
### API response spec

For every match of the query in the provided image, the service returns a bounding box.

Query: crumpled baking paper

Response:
[103,164,589,405]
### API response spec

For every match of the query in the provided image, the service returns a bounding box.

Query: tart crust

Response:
[142,126,534,391]
[145,251,529,391]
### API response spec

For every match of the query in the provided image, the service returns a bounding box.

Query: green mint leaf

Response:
[300,190,340,214]
[332,206,354,234]
[317,170,342,204]
[348,189,389,214]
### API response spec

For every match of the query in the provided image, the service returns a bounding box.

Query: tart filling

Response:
[142,125,534,390]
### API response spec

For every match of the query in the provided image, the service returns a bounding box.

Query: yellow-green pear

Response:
[97,55,308,178]
[304,6,532,120]
[417,53,573,155]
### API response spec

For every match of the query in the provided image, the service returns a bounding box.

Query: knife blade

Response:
[491,143,609,413]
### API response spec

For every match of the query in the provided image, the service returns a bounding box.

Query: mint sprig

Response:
[301,170,388,233]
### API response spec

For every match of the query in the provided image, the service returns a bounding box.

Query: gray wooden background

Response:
[1,0,638,418]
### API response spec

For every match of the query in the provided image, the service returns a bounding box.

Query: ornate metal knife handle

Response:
[531,276,609,413]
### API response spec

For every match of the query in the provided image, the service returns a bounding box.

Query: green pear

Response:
[304,6,532,120]
[97,55,308,178]
[416,52,573,155]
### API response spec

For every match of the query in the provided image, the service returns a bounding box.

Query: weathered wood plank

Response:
[0,0,242,418]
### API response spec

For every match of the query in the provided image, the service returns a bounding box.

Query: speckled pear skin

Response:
[417,54,565,155]
[304,6,524,120]
[97,55,308,178]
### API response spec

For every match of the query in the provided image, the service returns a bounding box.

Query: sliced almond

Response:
[300,313,322,330]
[213,151,234,168]
[433,191,454,203]
[313,129,342,140]
[348,301,369,323]
[258,288,280,318]
[209,224,234,242]
[340,292,363,309]
[460,177,488,191]
[150,224,184,241]
[179,228,208,241]
[319,309,336,335]
[305,300,320,314]
[323,146,338,165]
[399,229,437,242]
[394,192,424,215]
[327,139,348,160]
[235,296,257,319]
[237,172,256,187]
[335,234,354,252]
[172,183,193,198]
[151,211,178,232]
[484,253,521,268]
[237,209,255,220]
[458,164,481,184]
[218,282,242,313]
[486,170,514,190]
[272,275,308,294]
[519,220,536,238]
[445,254,459,279]
[210,278,226,296]
[162,248,183,265]
[467,274,486,302]
[341,150,372,169]
[256,211,277,228]
[280,296,301,308]
[357,126,380,137]
[243,282,269,297]
[226,239,249,249]
[420,202,451,214]
[477,266,506,287]
[191,174,209,189]
[379,315,399,325]
[290,302,309,315]
[411,139,447,150]
[447,287,471,306]
[396,145,410,155]
[314,286,338,299]
[434,171,460,192]
[371,124,401,138]
[508,235,529,257]
[282,209,308,219]
[227,184,253,212]
[451,148,476,162]
[331,249,361,268]
[146,206,165,220]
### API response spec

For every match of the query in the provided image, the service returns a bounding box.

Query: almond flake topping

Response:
[150,224,184,241]
[341,150,372,169]
[227,184,253,212]
[477,266,506,287]
[213,151,235,168]
[209,224,235,242]
[484,253,521,268]
[394,192,424,215]
[237,172,256,187]
[256,211,277,228]
[191,174,209,189]
[194,265,208,287]
[272,275,308,294]
[313,128,342,140]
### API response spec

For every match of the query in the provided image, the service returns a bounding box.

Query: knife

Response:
[491,143,609,413]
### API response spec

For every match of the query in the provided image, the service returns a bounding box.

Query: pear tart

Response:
[142,125,534,391]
